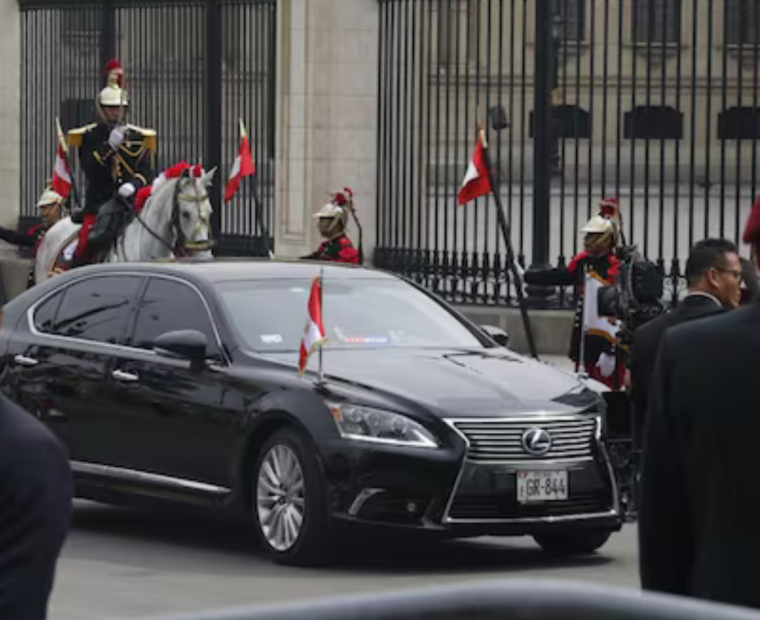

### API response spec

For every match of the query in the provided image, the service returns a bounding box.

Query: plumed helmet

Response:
[314,191,350,228]
[96,59,129,122]
[582,197,621,248]
[37,188,64,208]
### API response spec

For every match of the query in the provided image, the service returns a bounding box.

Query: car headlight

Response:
[328,403,439,449]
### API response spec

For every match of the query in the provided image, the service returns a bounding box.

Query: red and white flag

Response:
[53,118,72,199]
[458,130,492,206]
[224,119,255,203]
[298,275,327,376]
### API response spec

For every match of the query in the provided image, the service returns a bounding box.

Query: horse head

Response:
[170,166,216,258]
[145,163,216,260]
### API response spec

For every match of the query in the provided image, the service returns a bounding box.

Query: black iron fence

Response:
[20,0,276,254]
[375,0,760,307]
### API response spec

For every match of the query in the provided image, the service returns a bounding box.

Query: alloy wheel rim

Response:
[256,444,306,552]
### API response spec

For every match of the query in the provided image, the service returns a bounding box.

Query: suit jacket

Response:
[629,294,724,445]
[639,301,760,608]
[0,393,72,619]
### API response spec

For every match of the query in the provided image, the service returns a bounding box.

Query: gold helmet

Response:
[314,191,351,230]
[583,197,620,253]
[96,58,128,124]
[37,188,64,209]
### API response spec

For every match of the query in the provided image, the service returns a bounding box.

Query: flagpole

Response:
[241,118,274,258]
[479,127,539,360]
[317,267,325,388]
[56,117,83,217]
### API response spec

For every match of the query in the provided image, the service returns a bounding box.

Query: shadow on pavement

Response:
[66,501,614,576]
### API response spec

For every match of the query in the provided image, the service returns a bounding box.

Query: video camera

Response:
[597,244,667,351]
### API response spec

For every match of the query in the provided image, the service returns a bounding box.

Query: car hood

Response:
[258,348,598,417]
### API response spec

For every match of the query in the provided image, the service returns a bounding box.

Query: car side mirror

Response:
[480,325,510,348]
[153,330,209,370]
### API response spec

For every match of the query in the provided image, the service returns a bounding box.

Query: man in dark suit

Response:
[0,309,72,619]
[629,238,742,448]
[638,203,760,609]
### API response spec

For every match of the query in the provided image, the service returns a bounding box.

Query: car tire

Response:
[533,530,612,557]
[252,428,335,566]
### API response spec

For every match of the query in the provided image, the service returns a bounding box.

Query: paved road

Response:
[51,501,639,620]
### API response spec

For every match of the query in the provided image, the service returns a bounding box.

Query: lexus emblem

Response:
[521,427,552,456]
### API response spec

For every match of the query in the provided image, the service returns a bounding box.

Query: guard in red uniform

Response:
[525,198,626,390]
[302,189,361,265]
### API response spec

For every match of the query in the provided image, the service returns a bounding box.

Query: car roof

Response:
[49,258,401,287]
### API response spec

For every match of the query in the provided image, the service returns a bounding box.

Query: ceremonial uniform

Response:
[304,234,359,265]
[524,198,626,389]
[0,188,65,289]
[70,122,155,263]
[303,188,363,266]
[69,58,156,266]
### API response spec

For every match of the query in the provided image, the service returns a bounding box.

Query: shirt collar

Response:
[684,291,722,307]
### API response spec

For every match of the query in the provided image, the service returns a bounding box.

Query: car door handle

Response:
[13,354,39,367]
[112,369,139,383]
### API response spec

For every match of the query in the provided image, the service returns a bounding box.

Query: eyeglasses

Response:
[715,267,743,281]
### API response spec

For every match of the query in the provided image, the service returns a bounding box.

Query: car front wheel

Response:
[533,530,612,557]
[252,428,334,566]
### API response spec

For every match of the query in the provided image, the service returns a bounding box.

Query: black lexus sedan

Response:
[0,260,621,565]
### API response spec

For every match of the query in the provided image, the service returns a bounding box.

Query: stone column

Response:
[275,0,379,261]
[0,0,20,234]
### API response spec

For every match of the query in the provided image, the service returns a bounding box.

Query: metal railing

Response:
[120,579,760,620]
[19,0,276,251]
[375,0,760,307]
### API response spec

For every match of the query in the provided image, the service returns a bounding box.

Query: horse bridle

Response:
[135,168,213,257]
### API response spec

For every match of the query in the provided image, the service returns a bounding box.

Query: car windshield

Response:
[217,277,487,352]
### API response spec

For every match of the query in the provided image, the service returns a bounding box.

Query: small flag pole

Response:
[316,267,326,388]
[56,117,83,217]
[479,123,539,360]
[241,118,274,259]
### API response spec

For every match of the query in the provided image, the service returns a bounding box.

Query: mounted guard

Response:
[69,58,156,267]
[302,188,363,265]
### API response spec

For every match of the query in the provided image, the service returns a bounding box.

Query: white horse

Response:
[35,166,216,285]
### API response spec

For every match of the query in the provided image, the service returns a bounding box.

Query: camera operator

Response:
[525,198,626,389]
[628,239,741,450]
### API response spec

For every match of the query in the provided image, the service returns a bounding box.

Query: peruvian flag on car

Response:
[53,119,72,199]
[224,119,255,203]
[458,129,492,206]
[298,275,327,376]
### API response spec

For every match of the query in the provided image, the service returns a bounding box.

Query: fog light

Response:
[406,501,418,513]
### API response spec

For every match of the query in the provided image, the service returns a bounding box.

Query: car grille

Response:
[449,491,609,520]
[451,417,598,462]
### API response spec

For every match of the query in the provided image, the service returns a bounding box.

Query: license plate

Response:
[516,470,568,503]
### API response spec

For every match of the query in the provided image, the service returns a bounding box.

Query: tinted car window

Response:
[217,277,486,352]
[51,276,143,344]
[33,290,65,333]
[131,278,222,360]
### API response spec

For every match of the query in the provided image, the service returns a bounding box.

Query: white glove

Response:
[108,126,126,150]
[596,352,616,378]
[118,182,136,198]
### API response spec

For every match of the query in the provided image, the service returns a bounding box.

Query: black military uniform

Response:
[69,122,155,266]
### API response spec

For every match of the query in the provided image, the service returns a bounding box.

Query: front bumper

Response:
[321,419,622,536]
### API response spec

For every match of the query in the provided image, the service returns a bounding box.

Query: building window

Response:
[719,107,760,140]
[554,0,585,42]
[624,106,684,140]
[632,0,682,44]
[725,0,760,46]
[529,106,591,139]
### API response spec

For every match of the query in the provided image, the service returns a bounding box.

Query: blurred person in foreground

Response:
[0,308,72,619]
[638,197,760,609]
[629,238,741,450]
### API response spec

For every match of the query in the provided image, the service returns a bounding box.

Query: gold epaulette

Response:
[126,124,157,153]
[66,123,98,148]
